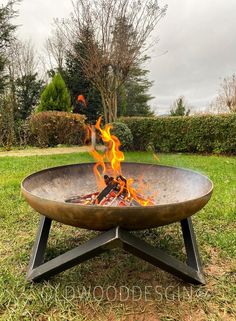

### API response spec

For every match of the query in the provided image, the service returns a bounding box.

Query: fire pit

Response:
[22,162,213,284]
[21,116,213,284]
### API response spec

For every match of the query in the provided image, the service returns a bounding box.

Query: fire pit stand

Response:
[27,215,205,284]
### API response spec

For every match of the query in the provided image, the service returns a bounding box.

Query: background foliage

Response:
[37,73,71,113]
[62,39,102,124]
[0,93,15,149]
[170,96,190,116]
[117,58,154,118]
[110,121,133,151]
[0,0,17,94]
[121,114,236,154]
[15,73,43,120]
[28,111,87,147]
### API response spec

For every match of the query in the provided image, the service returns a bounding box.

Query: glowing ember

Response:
[65,116,156,206]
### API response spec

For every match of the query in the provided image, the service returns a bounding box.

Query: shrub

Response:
[37,73,71,112]
[110,122,133,150]
[0,94,15,150]
[28,111,87,147]
[14,119,30,147]
[121,114,236,154]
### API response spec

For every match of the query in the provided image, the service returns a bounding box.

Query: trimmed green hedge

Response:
[28,111,87,147]
[121,114,236,154]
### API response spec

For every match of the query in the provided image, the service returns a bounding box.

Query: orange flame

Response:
[90,148,106,191]
[90,117,156,206]
[95,116,124,176]
[126,178,155,206]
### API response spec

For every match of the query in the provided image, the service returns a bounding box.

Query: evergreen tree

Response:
[15,73,43,120]
[0,0,17,93]
[37,73,71,112]
[62,37,102,124]
[118,59,154,117]
[170,96,190,116]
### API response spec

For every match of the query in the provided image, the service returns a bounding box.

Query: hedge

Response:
[110,122,133,151]
[28,111,87,147]
[121,114,236,154]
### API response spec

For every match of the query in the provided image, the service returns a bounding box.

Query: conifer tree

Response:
[37,73,71,112]
[170,96,190,116]
[0,0,17,93]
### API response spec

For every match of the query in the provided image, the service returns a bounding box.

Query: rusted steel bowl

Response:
[21,162,213,231]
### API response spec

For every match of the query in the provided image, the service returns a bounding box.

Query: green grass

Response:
[0,152,235,320]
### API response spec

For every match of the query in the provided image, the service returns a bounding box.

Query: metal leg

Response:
[27,225,119,282]
[118,227,205,285]
[181,217,204,274]
[27,215,52,273]
[27,216,205,284]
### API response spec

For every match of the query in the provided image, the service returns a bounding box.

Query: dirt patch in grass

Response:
[204,246,236,278]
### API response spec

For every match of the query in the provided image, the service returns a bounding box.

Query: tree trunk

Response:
[100,93,109,123]
[100,91,117,123]
[113,92,118,122]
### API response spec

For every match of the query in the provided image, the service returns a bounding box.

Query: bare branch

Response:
[7,39,39,79]
[209,74,236,113]
[45,20,69,71]
[59,0,167,122]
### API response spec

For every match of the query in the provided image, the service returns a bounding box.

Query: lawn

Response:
[0,152,235,321]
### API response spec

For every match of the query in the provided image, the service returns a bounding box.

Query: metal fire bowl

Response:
[21,162,213,231]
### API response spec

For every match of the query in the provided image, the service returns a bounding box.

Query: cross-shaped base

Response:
[27,215,205,285]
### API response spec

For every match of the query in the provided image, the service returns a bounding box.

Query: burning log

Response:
[64,174,150,207]
[65,192,99,204]
[95,176,118,204]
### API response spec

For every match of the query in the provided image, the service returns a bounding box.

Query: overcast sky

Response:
[1,0,236,114]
